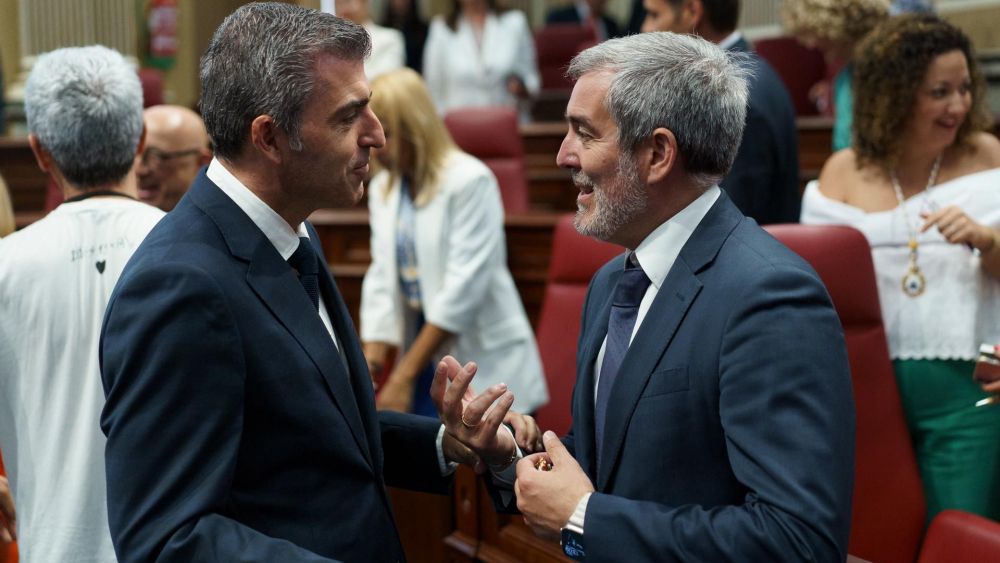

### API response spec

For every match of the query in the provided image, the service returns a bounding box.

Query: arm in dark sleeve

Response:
[379,410,452,494]
[582,265,855,562]
[100,264,340,563]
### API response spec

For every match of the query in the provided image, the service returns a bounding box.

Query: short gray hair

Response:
[24,45,143,188]
[200,2,372,159]
[568,32,750,186]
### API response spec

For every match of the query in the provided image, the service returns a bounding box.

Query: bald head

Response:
[137,105,211,211]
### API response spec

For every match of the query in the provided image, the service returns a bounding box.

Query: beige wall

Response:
[0,0,19,98]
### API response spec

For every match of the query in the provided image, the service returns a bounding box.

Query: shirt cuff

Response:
[568,492,591,529]
[436,424,458,476]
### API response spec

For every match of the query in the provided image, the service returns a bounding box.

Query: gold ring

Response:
[460,413,479,429]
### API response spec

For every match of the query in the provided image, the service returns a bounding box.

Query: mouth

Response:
[352,161,370,176]
[935,118,960,130]
[137,184,160,202]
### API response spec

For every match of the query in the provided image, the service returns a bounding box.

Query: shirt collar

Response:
[631,186,721,289]
[718,31,743,51]
[206,157,309,261]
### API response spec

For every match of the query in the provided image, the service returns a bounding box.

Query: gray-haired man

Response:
[0,45,163,563]
[438,32,855,562]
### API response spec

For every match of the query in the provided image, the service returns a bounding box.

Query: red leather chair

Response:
[138,68,165,108]
[444,107,530,214]
[533,214,622,436]
[754,36,827,116]
[766,224,926,563]
[534,24,598,90]
[919,510,1000,563]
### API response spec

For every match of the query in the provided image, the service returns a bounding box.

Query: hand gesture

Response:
[431,355,516,467]
[921,206,997,252]
[515,431,595,541]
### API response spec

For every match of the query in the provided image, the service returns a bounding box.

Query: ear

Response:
[197,148,213,166]
[27,134,53,174]
[682,0,702,33]
[135,124,148,160]
[249,115,284,165]
[646,127,677,185]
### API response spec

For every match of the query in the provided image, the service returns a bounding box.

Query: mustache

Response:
[571,170,595,188]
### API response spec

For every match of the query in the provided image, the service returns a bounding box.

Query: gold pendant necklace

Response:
[891,155,941,298]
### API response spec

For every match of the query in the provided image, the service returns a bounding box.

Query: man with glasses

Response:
[137,105,211,211]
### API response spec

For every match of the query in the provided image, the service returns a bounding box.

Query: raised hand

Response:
[515,431,594,541]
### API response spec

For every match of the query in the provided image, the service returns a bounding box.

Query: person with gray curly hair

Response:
[99,3,530,562]
[439,32,855,561]
[0,45,163,563]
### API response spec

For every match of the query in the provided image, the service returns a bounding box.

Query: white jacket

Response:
[360,150,548,412]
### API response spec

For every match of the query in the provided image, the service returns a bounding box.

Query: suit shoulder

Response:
[724,221,825,287]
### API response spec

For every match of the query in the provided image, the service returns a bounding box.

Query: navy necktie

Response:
[289,237,320,311]
[595,254,651,471]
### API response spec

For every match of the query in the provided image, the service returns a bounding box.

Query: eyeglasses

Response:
[141,147,202,168]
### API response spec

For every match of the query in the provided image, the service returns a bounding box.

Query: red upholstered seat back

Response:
[444,107,529,214]
[534,214,622,436]
[138,68,165,108]
[919,510,1000,563]
[754,36,827,117]
[534,25,598,90]
[765,224,926,563]
[0,454,17,563]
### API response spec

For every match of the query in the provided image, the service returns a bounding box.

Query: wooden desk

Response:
[308,209,565,330]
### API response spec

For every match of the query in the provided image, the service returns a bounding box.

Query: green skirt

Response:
[894,359,1000,523]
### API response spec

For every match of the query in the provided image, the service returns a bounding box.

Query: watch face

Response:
[561,528,585,560]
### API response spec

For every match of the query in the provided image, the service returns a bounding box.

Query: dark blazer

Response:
[546,5,621,40]
[565,192,854,561]
[723,38,801,225]
[100,171,449,562]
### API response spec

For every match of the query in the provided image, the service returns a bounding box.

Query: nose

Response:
[556,132,579,171]
[362,107,386,149]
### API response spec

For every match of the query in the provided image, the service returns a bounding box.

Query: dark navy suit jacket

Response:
[100,172,448,562]
[546,5,621,39]
[565,193,854,561]
[723,38,801,225]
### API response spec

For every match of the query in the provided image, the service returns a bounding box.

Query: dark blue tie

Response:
[595,254,651,471]
[289,237,320,311]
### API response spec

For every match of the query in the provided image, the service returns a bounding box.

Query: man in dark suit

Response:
[642,0,801,224]
[547,0,622,41]
[438,32,854,561]
[99,4,519,562]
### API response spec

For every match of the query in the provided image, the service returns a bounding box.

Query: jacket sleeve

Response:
[581,264,854,563]
[100,263,342,563]
[422,161,506,333]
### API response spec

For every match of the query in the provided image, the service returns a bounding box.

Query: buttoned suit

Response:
[565,192,854,561]
[100,172,448,562]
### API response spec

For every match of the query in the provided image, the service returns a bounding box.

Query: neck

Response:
[615,177,705,250]
[61,170,139,201]
[218,156,311,230]
[463,5,488,25]
[893,145,945,196]
[700,27,732,46]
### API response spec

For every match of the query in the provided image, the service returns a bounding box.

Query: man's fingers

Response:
[460,382,507,427]
[541,431,571,464]
[429,361,449,413]
[443,362,478,422]
[481,391,514,434]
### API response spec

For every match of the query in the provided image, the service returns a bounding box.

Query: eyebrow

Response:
[328,93,372,124]
[566,114,596,132]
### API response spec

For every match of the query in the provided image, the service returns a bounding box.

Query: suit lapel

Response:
[189,173,376,473]
[595,192,744,490]
[311,233,382,474]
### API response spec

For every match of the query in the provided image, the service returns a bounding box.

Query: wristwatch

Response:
[560,520,585,561]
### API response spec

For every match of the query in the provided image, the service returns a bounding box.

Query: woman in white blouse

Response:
[801,15,1000,522]
[422,0,539,119]
[361,68,548,416]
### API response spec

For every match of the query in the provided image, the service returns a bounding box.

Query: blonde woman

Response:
[361,68,548,416]
[782,0,889,150]
[0,175,13,237]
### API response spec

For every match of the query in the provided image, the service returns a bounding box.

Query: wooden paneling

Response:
[0,137,47,214]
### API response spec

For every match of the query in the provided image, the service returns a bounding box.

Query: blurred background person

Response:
[361,68,548,416]
[383,0,429,74]
[137,104,211,212]
[423,0,539,119]
[782,0,889,151]
[801,14,1000,522]
[0,45,163,563]
[546,0,622,42]
[0,174,13,238]
[641,0,800,224]
[337,0,405,79]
